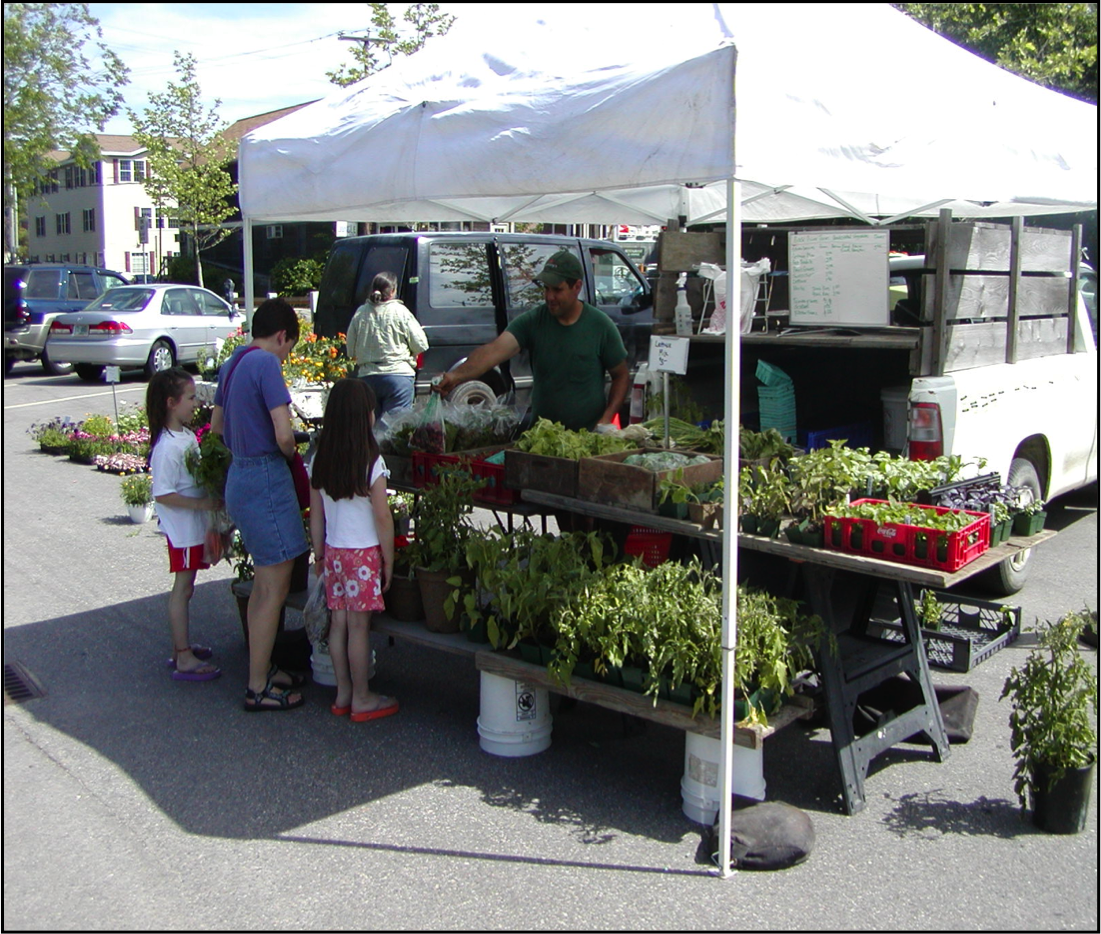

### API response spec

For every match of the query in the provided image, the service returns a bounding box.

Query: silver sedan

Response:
[47,284,244,381]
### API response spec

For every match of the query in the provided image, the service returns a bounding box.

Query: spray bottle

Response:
[674,272,693,336]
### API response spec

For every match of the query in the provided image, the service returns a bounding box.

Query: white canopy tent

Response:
[237,2,1097,876]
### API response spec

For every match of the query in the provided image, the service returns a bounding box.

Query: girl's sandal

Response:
[244,680,305,713]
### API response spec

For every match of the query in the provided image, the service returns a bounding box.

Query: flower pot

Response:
[658,499,688,520]
[740,514,758,535]
[417,567,469,633]
[688,501,721,528]
[1013,511,1047,537]
[755,517,781,538]
[517,639,546,666]
[1031,760,1096,834]
[618,665,646,694]
[385,573,424,622]
[126,503,154,524]
[465,617,490,643]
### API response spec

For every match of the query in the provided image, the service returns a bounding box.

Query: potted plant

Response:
[1013,497,1047,538]
[1000,610,1098,834]
[28,416,80,454]
[120,473,154,523]
[738,461,790,537]
[405,465,482,632]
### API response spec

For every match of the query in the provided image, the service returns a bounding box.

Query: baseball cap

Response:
[534,250,584,286]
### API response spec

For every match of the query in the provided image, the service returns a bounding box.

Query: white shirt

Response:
[150,427,209,548]
[315,456,391,549]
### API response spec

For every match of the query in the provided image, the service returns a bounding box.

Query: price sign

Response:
[105,366,121,384]
[648,335,689,375]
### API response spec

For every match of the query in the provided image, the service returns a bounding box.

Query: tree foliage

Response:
[128,52,237,288]
[327,2,456,87]
[2,2,128,255]
[893,3,1098,104]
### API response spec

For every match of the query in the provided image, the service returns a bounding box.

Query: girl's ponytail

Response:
[146,367,194,460]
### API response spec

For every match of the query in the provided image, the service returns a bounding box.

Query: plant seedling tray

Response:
[413,446,520,505]
[864,591,1021,672]
[824,498,990,572]
[576,450,723,513]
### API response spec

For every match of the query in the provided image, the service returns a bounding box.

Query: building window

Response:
[266,225,283,239]
[83,209,96,232]
[118,159,132,182]
[35,217,46,238]
[55,213,71,235]
[134,159,146,181]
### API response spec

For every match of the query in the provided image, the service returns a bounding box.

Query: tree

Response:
[328,3,455,87]
[129,52,237,288]
[893,3,1098,104]
[2,3,128,259]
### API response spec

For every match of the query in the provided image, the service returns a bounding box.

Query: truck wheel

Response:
[981,457,1042,596]
[75,364,105,383]
[40,347,73,376]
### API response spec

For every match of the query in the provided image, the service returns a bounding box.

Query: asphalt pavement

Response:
[3,363,1098,931]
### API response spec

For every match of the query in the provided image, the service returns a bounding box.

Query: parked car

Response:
[4,263,130,374]
[47,284,243,382]
[314,232,653,403]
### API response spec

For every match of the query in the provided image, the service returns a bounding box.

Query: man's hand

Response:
[432,372,457,396]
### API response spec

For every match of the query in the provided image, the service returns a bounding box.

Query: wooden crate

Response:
[576,450,723,513]
[504,450,581,499]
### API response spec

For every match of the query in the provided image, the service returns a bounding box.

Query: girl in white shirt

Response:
[309,379,398,722]
[147,367,221,681]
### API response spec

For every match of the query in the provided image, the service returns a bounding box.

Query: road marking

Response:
[3,386,147,410]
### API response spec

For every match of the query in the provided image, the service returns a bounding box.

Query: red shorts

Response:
[324,545,385,613]
[167,540,210,573]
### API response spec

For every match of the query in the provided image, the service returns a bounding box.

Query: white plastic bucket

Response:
[681,732,767,824]
[310,644,375,687]
[477,671,552,757]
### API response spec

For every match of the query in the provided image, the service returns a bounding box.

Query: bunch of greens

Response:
[642,417,725,454]
[185,429,233,499]
[515,418,637,458]
[739,426,796,462]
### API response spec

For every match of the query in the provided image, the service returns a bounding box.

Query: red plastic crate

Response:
[411,448,520,505]
[823,499,990,572]
[624,526,673,568]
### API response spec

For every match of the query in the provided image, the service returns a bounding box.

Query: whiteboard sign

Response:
[789,230,889,327]
[648,336,690,374]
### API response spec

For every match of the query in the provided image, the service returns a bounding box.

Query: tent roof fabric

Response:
[239,3,1097,224]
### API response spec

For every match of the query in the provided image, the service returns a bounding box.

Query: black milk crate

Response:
[865,591,1021,673]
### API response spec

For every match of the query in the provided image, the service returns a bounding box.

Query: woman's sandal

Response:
[268,663,307,690]
[244,680,305,713]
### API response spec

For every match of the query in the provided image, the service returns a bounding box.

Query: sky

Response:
[89,3,496,135]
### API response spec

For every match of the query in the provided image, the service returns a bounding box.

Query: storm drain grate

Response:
[4,662,47,704]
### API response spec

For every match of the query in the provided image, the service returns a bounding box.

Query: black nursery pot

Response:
[1031,760,1096,834]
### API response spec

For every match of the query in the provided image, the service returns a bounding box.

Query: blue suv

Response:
[4,264,130,375]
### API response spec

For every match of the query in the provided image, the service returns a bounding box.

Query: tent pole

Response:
[243,217,255,333]
[718,175,742,879]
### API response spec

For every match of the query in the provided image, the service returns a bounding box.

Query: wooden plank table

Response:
[231,580,811,749]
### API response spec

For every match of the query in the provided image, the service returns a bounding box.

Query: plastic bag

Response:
[700,263,728,334]
[303,570,330,644]
[409,393,448,454]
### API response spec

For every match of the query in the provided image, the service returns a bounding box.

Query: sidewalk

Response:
[3,413,1097,930]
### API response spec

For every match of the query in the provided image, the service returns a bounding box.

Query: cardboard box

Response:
[576,450,723,513]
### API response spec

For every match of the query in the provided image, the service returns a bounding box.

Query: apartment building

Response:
[23,135,179,276]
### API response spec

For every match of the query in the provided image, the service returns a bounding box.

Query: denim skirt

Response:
[226,453,309,568]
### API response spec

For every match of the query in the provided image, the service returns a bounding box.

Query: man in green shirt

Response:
[434,250,630,431]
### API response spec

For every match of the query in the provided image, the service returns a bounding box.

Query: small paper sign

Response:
[648,335,690,375]
[105,366,121,384]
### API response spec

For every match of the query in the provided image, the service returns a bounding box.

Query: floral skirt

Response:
[324,545,385,612]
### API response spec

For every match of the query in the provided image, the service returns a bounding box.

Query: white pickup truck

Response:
[889,243,1097,592]
[685,217,1098,594]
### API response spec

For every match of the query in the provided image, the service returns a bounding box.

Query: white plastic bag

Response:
[303,570,330,644]
[699,263,728,334]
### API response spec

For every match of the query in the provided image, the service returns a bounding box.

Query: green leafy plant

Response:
[917,589,943,631]
[28,416,80,450]
[185,427,232,499]
[457,526,610,650]
[405,466,482,573]
[514,418,637,458]
[120,472,153,507]
[1000,610,1098,809]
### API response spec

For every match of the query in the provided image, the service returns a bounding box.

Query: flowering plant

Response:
[283,330,349,387]
[120,473,154,507]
